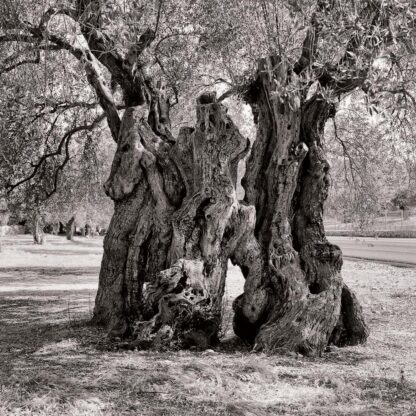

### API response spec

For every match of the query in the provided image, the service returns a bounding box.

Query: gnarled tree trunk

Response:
[93,56,369,356]
[232,56,368,355]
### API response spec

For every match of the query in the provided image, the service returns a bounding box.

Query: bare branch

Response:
[154,0,164,36]
[0,12,122,140]
[82,49,121,141]
[6,114,106,195]
[0,33,37,43]
[0,50,40,74]
[18,22,122,140]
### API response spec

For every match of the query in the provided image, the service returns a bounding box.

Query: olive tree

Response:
[1,0,415,355]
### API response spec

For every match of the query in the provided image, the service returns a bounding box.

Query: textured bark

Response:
[95,111,161,334]
[231,56,369,355]
[94,99,179,335]
[94,93,249,348]
[94,56,369,355]
[294,96,370,348]
[132,94,250,348]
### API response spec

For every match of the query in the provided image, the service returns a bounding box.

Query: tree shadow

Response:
[0,266,99,276]
[22,248,102,256]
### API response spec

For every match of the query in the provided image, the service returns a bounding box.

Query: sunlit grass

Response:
[0,236,415,415]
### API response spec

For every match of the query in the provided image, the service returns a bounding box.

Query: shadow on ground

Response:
[0,236,416,415]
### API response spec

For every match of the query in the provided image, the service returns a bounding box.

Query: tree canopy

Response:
[1,0,415,150]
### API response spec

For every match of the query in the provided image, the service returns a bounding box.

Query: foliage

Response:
[391,188,416,210]
[0,33,114,227]
[0,0,416,228]
[324,91,409,229]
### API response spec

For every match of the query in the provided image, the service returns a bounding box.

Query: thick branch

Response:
[82,49,121,141]
[294,12,320,75]
[0,50,40,74]
[6,115,105,196]
[29,30,120,135]
[0,33,37,43]
[75,0,153,105]
[1,15,121,141]
[318,1,390,95]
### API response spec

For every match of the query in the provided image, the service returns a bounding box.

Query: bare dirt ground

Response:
[0,235,415,415]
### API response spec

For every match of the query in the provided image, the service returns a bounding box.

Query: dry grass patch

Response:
[0,236,415,415]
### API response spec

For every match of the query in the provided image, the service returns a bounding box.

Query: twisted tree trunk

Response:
[93,56,369,355]
[232,56,368,355]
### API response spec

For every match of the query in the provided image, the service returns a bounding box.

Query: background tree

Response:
[0,49,114,241]
[324,91,408,230]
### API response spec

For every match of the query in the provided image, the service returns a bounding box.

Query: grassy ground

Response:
[0,235,415,415]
